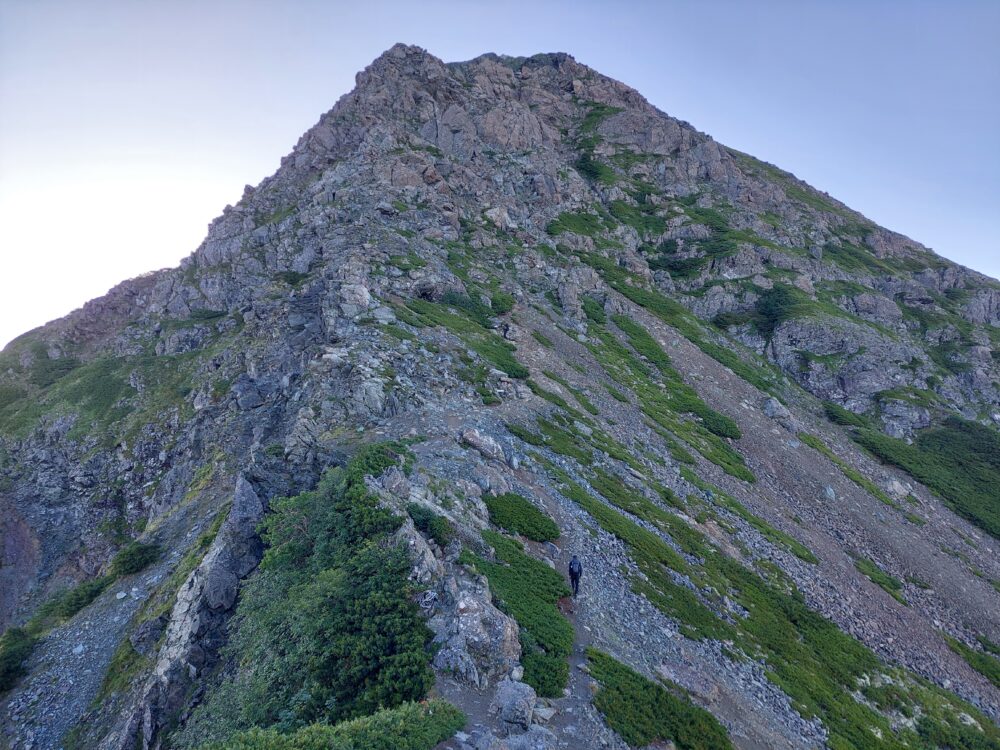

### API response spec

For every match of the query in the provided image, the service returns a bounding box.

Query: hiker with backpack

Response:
[568,555,583,598]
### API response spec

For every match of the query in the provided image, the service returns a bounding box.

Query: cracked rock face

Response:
[103,477,265,750]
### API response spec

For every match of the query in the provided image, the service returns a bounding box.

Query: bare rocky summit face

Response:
[1,44,998,750]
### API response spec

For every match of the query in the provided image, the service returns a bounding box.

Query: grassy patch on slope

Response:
[945,636,1000,689]
[576,250,780,395]
[798,433,899,509]
[583,319,753,482]
[405,298,529,379]
[484,493,560,542]
[854,557,907,605]
[853,418,1000,540]
[587,649,732,749]
[0,628,36,695]
[197,700,465,750]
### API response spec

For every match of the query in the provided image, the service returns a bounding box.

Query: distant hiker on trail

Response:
[569,555,583,598]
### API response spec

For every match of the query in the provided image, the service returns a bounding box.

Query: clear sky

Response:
[1,0,998,348]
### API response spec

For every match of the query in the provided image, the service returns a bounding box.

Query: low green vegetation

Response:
[853,418,1000,540]
[571,101,622,185]
[484,493,560,542]
[980,635,1000,656]
[575,152,617,184]
[609,199,665,236]
[404,297,529,379]
[527,380,581,419]
[944,635,1000,689]
[197,700,465,750]
[4,532,162,694]
[875,386,940,410]
[755,284,814,338]
[546,211,603,237]
[1,324,246,444]
[387,253,426,272]
[823,401,872,428]
[556,475,725,641]
[175,443,437,746]
[407,503,455,548]
[259,205,295,226]
[30,353,81,387]
[509,411,648,476]
[824,241,893,275]
[645,198,782,280]
[581,317,753,482]
[95,508,231,705]
[854,557,907,605]
[438,290,495,327]
[694,482,817,564]
[27,535,160,635]
[542,370,598,415]
[548,469,999,749]
[97,641,147,701]
[587,649,732,750]
[579,101,623,134]
[798,432,899,508]
[460,530,572,697]
[531,330,554,348]
[30,577,113,628]
[0,354,133,439]
[0,627,36,694]
[276,270,309,287]
[575,249,779,395]
[581,295,606,323]
[611,315,741,440]
[110,541,161,576]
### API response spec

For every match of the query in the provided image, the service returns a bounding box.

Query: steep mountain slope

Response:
[1,44,998,750]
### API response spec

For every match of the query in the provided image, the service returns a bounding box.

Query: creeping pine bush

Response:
[0,628,36,694]
[581,296,606,324]
[175,443,437,748]
[855,417,1000,539]
[30,576,112,626]
[823,400,871,428]
[945,636,1000,690]
[587,649,732,750]
[198,700,465,750]
[407,503,455,547]
[110,541,161,576]
[484,493,560,542]
[754,283,813,338]
[490,291,515,315]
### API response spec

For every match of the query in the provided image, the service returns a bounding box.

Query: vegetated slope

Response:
[0,44,998,750]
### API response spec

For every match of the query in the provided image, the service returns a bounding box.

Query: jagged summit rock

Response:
[1,45,998,750]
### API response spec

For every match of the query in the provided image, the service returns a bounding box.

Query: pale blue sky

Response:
[1,0,998,347]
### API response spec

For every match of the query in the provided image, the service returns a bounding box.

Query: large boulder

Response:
[490,678,537,734]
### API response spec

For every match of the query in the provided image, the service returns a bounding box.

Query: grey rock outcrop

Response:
[102,477,265,750]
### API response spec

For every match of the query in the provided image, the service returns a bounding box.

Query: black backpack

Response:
[569,558,582,577]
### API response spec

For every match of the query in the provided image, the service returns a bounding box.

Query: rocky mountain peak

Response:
[1,46,998,750]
